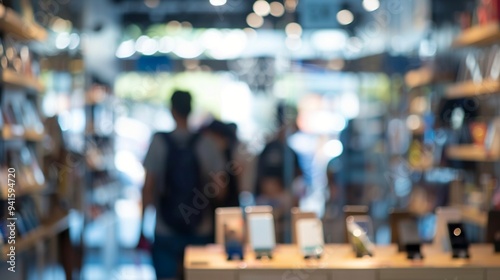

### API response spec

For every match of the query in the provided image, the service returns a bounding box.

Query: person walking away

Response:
[140,90,225,280]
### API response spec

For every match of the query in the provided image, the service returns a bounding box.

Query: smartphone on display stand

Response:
[447,222,469,259]
[433,207,461,252]
[247,213,275,259]
[346,215,375,258]
[296,218,324,259]
[398,219,424,260]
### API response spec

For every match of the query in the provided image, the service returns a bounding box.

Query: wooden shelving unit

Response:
[0,4,47,42]
[445,79,500,99]
[452,22,500,48]
[0,183,46,200]
[446,145,500,162]
[1,215,69,260]
[2,125,44,141]
[2,69,45,93]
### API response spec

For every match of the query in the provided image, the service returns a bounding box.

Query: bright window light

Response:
[311,30,348,52]
[340,92,360,119]
[285,36,302,51]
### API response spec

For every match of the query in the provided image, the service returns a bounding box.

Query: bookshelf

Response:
[2,68,44,93]
[0,4,47,42]
[1,214,69,260]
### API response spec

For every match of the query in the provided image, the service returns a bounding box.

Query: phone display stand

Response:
[255,249,273,260]
[405,244,424,260]
[494,239,500,253]
[434,207,461,252]
[247,212,276,260]
[452,248,470,259]
[447,223,470,259]
[296,218,324,260]
[487,210,500,253]
[346,215,375,258]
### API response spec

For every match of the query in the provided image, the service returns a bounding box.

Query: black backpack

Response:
[159,132,204,234]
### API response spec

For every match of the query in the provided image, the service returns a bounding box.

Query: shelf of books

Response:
[0,4,47,42]
[1,214,69,260]
[0,0,57,277]
[2,69,44,93]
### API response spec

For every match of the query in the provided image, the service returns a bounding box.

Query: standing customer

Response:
[141,90,225,280]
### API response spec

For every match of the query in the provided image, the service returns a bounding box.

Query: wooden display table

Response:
[185,244,500,280]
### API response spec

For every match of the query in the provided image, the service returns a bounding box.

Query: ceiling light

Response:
[246,13,264,28]
[406,115,422,131]
[55,32,71,49]
[144,0,160,8]
[158,36,175,53]
[210,0,227,6]
[135,36,158,55]
[116,40,136,59]
[181,21,193,30]
[270,2,285,17]
[253,1,271,17]
[68,33,80,50]
[140,38,159,55]
[173,38,204,59]
[284,0,298,12]
[337,9,354,25]
[167,20,181,29]
[362,0,380,12]
[285,22,302,38]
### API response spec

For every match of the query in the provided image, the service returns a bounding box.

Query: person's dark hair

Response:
[171,90,192,118]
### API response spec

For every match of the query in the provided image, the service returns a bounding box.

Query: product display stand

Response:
[185,244,500,280]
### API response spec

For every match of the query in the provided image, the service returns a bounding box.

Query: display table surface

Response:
[185,244,500,280]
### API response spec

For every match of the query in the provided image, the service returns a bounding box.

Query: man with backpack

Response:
[141,90,226,280]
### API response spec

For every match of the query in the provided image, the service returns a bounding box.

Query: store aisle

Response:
[82,249,155,280]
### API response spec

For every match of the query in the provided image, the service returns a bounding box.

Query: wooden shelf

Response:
[446,144,500,162]
[460,205,488,227]
[0,184,46,200]
[0,4,47,41]
[1,215,69,259]
[453,22,500,48]
[2,69,44,93]
[445,79,500,99]
[2,125,44,142]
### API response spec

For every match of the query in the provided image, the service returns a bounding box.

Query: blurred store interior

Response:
[1,0,500,279]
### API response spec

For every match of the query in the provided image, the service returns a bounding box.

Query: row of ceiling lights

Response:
[141,0,380,30]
